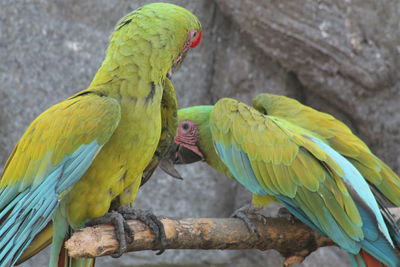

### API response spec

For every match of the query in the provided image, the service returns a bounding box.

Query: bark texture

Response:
[66,217,334,266]
[66,207,399,265]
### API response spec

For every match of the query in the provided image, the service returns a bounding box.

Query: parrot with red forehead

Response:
[173,93,400,267]
[0,3,202,266]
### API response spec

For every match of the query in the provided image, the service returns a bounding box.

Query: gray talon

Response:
[278,207,296,224]
[86,211,131,258]
[116,207,167,255]
[123,219,134,244]
[86,207,166,257]
[231,205,266,235]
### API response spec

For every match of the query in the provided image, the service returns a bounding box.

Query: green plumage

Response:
[177,94,400,208]
[141,78,179,186]
[178,106,230,175]
[210,98,363,241]
[252,93,400,206]
[176,94,400,265]
[2,3,202,266]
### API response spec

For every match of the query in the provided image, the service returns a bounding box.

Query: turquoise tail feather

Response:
[0,142,101,266]
[311,138,400,267]
[349,253,367,267]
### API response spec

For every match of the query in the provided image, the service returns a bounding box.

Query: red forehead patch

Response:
[190,31,202,48]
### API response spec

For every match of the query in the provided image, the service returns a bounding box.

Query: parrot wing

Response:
[0,91,121,265]
[15,222,53,265]
[141,77,180,186]
[210,98,399,266]
[252,93,400,206]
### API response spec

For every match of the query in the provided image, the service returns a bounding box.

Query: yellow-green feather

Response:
[252,93,400,206]
[178,106,232,177]
[63,3,201,228]
[1,93,120,191]
[251,194,276,207]
[178,105,278,205]
[178,98,399,264]
[2,3,202,265]
[141,77,178,187]
[210,98,363,241]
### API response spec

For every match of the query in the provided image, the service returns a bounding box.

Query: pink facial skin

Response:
[175,120,204,160]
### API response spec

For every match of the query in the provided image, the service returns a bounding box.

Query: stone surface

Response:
[215,0,400,171]
[1,0,398,266]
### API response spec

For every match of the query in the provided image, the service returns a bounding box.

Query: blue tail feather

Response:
[361,235,400,267]
[277,195,361,254]
[0,141,101,266]
[0,187,18,210]
[311,138,400,266]
[0,190,27,219]
[349,253,367,267]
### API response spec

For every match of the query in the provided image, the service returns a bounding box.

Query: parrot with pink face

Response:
[173,93,400,267]
[0,3,202,267]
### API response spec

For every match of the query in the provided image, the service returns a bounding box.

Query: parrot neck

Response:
[178,106,231,175]
[87,34,175,100]
[88,56,167,101]
[198,121,232,177]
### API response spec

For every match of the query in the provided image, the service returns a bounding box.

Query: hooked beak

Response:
[160,142,204,179]
[168,53,186,78]
[159,143,183,180]
[159,158,183,180]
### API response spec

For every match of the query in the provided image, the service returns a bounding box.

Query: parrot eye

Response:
[179,121,196,135]
[182,123,190,130]
[189,30,202,48]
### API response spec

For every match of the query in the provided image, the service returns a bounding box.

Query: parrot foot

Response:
[86,210,134,258]
[231,205,267,235]
[277,207,297,224]
[117,206,167,255]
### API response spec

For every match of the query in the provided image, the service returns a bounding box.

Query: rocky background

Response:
[1,0,399,266]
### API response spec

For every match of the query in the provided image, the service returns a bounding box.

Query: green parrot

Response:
[173,94,400,267]
[0,3,202,267]
[251,94,400,206]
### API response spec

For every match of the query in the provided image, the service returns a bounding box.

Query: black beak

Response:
[159,143,183,180]
[175,144,203,164]
[159,157,183,180]
[159,142,203,180]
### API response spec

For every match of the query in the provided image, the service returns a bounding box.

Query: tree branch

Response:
[65,208,400,265]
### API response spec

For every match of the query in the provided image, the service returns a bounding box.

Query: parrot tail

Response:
[15,222,53,264]
[58,245,95,267]
[350,249,388,267]
[0,182,59,266]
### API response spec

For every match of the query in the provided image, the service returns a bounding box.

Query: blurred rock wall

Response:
[1,0,398,266]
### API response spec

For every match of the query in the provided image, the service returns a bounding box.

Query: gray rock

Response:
[215,0,400,172]
[1,0,398,267]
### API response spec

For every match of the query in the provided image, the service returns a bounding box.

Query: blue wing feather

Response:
[213,135,399,266]
[214,140,360,253]
[214,142,269,195]
[0,141,101,266]
[311,138,391,242]
[310,138,399,267]
[57,142,99,192]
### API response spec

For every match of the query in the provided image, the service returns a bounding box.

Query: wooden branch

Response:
[65,217,333,260]
[65,208,400,263]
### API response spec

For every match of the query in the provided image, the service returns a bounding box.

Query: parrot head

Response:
[173,106,215,164]
[169,27,203,77]
[171,105,236,178]
[175,120,205,163]
[102,2,203,82]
